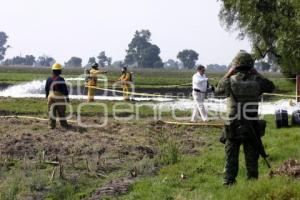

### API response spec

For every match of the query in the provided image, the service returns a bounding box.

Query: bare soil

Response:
[0,117,209,199]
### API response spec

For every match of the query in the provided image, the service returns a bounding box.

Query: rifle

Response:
[227,77,272,169]
[242,120,271,169]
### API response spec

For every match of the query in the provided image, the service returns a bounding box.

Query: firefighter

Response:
[118,67,133,100]
[87,63,107,102]
[45,63,69,129]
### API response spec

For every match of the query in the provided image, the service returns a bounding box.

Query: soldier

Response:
[215,50,275,186]
[45,63,69,129]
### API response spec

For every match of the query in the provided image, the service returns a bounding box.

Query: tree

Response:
[97,51,108,67]
[177,49,199,69]
[112,60,126,68]
[125,30,163,68]
[88,57,96,65]
[97,51,112,67]
[164,59,179,69]
[107,57,112,66]
[0,32,9,61]
[65,57,82,68]
[218,0,300,77]
[140,45,163,68]
[255,61,271,71]
[206,64,227,72]
[3,55,35,66]
[36,56,55,67]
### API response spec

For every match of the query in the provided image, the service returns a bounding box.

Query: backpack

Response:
[85,69,91,82]
[275,109,289,128]
[292,110,300,126]
[230,74,261,102]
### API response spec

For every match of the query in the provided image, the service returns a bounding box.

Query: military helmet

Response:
[91,63,99,69]
[231,50,254,70]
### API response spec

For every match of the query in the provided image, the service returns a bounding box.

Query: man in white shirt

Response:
[191,65,208,122]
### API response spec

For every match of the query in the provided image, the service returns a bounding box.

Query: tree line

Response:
[0,30,202,69]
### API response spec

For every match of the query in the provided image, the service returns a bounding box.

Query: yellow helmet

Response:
[52,63,62,70]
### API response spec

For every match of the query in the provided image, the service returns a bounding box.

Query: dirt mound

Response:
[275,159,300,178]
[89,178,134,200]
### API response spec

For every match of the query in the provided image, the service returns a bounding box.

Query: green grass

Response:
[0,98,191,119]
[0,97,299,199]
[120,115,300,200]
[0,67,299,199]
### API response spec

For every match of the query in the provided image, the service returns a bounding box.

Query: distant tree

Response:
[65,57,82,67]
[140,45,163,68]
[24,55,35,66]
[206,64,227,72]
[88,57,96,64]
[97,51,112,67]
[164,59,179,69]
[36,56,55,67]
[0,32,9,61]
[255,61,271,71]
[97,51,108,67]
[177,49,199,69]
[107,57,112,66]
[112,60,126,68]
[125,30,163,68]
[3,55,35,66]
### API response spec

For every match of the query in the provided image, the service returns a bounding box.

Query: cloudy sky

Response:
[1,0,251,65]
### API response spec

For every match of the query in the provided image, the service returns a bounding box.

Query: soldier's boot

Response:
[246,170,258,180]
[223,179,236,187]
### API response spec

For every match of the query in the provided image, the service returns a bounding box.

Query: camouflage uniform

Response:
[216,51,275,185]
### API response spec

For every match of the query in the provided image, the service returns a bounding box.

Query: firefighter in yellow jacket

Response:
[87,63,107,102]
[118,67,132,100]
[45,63,69,129]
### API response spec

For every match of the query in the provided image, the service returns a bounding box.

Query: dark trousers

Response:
[48,93,68,128]
[224,139,259,183]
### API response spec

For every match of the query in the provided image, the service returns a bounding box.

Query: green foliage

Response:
[218,0,300,77]
[36,56,55,67]
[256,61,271,71]
[87,57,96,67]
[0,176,22,200]
[0,32,9,61]
[97,51,112,67]
[125,30,163,68]
[47,182,76,200]
[65,57,82,68]
[177,49,199,69]
[3,55,35,66]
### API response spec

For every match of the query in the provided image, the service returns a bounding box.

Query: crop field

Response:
[0,66,299,200]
